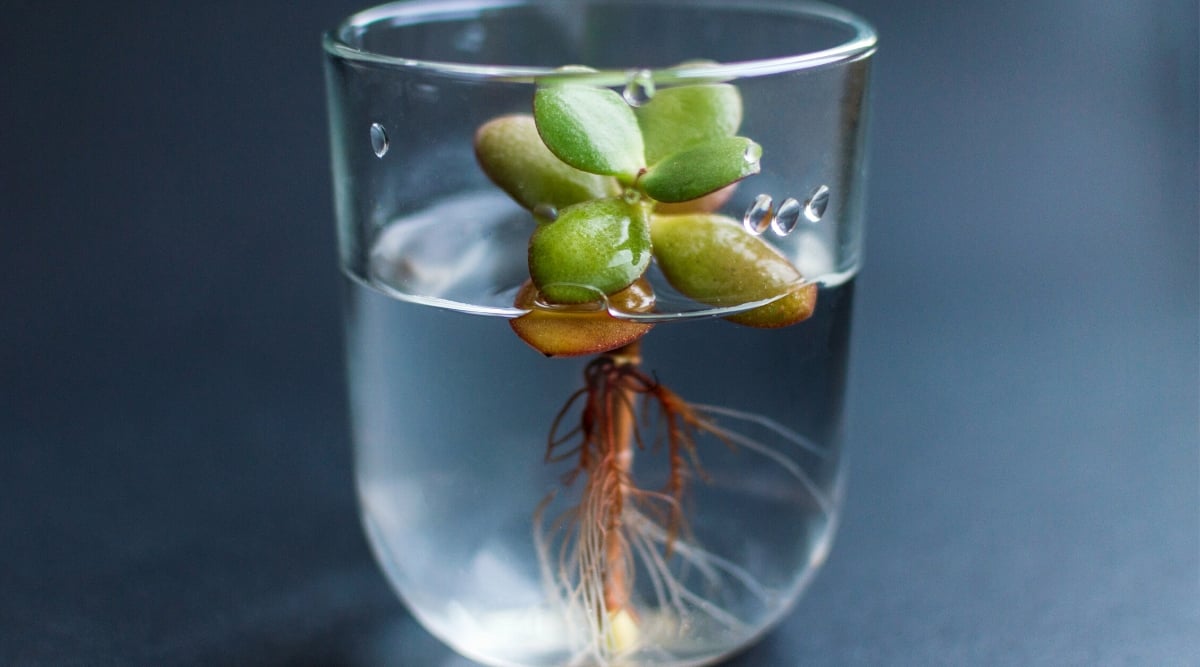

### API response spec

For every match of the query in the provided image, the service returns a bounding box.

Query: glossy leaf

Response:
[529,198,652,304]
[475,114,619,211]
[649,213,817,327]
[533,85,645,180]
[636,83,742,165]
[509,279,654,357]
[641,137,761,203]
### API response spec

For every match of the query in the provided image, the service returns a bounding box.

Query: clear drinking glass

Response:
[324,2,875,665]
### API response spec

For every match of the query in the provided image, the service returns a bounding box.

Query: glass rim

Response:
[323,0,877,83]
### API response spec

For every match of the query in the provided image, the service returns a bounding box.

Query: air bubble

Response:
[369,123,389,158]
[622,69,655,107]
[804,185,830,222]
[743,194,773,236]
[532,203,559,221]
[772,198,801,236]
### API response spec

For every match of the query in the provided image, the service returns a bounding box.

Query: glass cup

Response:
[324,2,875,665]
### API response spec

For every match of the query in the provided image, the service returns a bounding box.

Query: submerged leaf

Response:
[534,85,645,180]
[649,213,817,327]
[636,83,743,165]
[641,137,761,203]
[475,114,619,211]
[510,279,654,357]
[530,198,652,304]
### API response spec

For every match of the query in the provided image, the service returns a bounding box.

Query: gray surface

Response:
[2,1,1197,665]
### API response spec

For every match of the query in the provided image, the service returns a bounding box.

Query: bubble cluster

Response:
[743,185,831,236]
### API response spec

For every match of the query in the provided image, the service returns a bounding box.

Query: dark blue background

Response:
[3,1,1197,664]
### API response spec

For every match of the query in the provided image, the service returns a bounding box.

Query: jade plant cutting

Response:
[474,68,818,660]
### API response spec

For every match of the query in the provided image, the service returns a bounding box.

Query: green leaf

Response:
[474,114,619,211]
[636,83,742,165]
[533,85,645,180]
[529,198,652,304]
[649,213,817,327]
[641,137,761,203]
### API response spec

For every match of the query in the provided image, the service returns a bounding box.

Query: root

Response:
[535,346,829,664]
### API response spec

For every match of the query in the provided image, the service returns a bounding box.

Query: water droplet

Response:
[532,203,558,221]
[622,69,655,107]
[743,142,763,166]
[743,194,774,236]
[804,185,830,223]
[369,123,389,158]
[772,198,801,236]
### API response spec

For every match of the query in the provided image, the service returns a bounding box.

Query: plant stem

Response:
[602,342,640,616]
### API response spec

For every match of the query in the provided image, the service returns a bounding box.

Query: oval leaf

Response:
[510,279,654,357]
[475,114,619,211]
[529,198,652,304]
[534,85,645,180]
[649,213,817,327]
[641,137,761,203]
[636,83,743,165]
